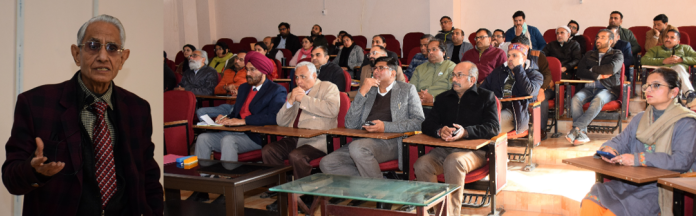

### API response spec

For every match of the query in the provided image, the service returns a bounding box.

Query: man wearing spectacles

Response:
[359,45,405,82]
[542,26,582,79]
[462,28,508,83]
[404,34,435,79]
[504,11,546,50]
[361,35,399,67]
[174,50,219,96]
[272,22,301,54]
[568,20,588,55]
[435,16,455,45]
[411,38,457,105]
[446,28,473,64]
[491,29,510,53]
[568,30,624,145]
[641,29,696,100]
[3,15,163,215]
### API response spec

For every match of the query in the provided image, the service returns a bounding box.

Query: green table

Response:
[270,173,459,216]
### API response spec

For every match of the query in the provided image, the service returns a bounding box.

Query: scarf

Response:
[636,98,696,216]
[298,47,313,59]
[338,45,354,68]
[516,23,533,49]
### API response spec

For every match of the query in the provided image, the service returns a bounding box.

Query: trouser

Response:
[262,137,326,180]
[672,65,694,95]
[194,131,261,162]
[500,108,515,133]
[195,104,234,122]
[539,88,555,131]
[580,199,616,216]
[413,148,486,216]
[571,86,616,132]
[319,138,399,179]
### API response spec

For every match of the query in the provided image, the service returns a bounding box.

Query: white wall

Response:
[0,1,163,215]
[165,0,696,58]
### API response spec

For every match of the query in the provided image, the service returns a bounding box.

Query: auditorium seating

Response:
[546,57,563,137]
[581,65,629,134]
[583,26,604,47]
[217,38,234,49]
[201,44,216,60]
[353,35,368,50]
[628,26,651,55]
[543,28,556,43]
[402,32,424,63]
[164,90,196,156]
[679,26,696,48]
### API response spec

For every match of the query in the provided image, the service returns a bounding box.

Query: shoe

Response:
[682,90,696,106]
[565,127,577,144]
[376,202,392,210]
[540,130,548,141]
[260,191,278,198]
[266,200,279,212]
[574,131,590,145]
[186,192,210,202]
[211,195,225,204]
[347,199,367,206]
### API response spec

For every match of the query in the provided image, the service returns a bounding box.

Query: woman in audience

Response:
[209,41,235,74]
[289,37,313,66]
[175,44,196,75]
[581,68,696,216]
[332,33,364,76]
[253,43,279,80]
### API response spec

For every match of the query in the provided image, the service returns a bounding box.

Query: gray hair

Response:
[295,61,317,75]
[462,61,479,81]
[200,50,209,65]
[77,14,126,47]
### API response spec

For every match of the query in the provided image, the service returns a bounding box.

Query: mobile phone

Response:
[596,150,616,159]
[452,127,463,136]
[363,121,376,126]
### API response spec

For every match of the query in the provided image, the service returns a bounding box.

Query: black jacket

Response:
[570,34,588,55]
[481,64,543,133]
[318,62,347,92]
[422,85,500,139]
[576,47,624,96]
[542,40,582,77]
[179,65,219,95]
[272,33,302,54]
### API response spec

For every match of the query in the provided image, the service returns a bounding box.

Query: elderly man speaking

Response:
[2,15,163,215]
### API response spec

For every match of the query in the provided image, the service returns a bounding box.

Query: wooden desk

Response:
[274,78,291,82]
[403,134,490,150]
[195,95,236,108]
[658,177,696,216]
[251,125,326,138]
[193,125,259,132]
[563,156,680,184]
[422,102,433,107]
[281,66,295,70]
[642,65,663,70]
[556,80,595,84]
[500,95,533,102]
[325,128,405,140]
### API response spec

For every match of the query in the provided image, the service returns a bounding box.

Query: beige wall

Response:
[165,0,696,58]
[0,0,163,215]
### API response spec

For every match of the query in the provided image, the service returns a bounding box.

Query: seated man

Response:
[513,35,553,140]
[329,30,347,55]
[273,22,301,54]
[360,45,405,82]
[411,38,456,104]
[435,16,455,45]
[568,20,588,55]
[481,42,543,134]
[404,34,434,79]
[175,50,218,95]
[320,56,424,182]
[195,51,248,121]
[645,14,678,51]
[505,11,546,50]
[414,62,499,216]
[605,26,634,79]
[446,28,474,64]
[264,36,283,61]
[262,62,340,211]
[609,11,641,56]
[491,29,510,53]
[312,45,347,92]
[542,26,582,79]
[463,28,508,83]
[568,30,624,145]
[361,35,399,66]
[642,29,696,98]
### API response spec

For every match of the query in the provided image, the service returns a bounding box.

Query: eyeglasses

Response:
[475,36,489,40]
[491,35,504,39]
[372,66,393,72]
[78,41,123,56]
[279,28,288,31]
[370,51,386,56]
[452,73,472,79]
[190,54,202,58]
[642,83,669,92]
[568,26,578,30]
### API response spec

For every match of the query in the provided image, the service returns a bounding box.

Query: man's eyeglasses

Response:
[370,51,386,56]
[642,83,668,92]
[475,36,489,40]
[491,35,504,39]
[452,73,472,79]
[190,54,202,58]
[568,26,578,30]
[79,41,123,56]
[279,28,288,31]
[372,66,393,72]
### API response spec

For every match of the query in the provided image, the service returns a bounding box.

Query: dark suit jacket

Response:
[422,85,499,139]
[272,33,302,54]
[2,72,163,216]
[318,62,347,92]
[228,78,287,145]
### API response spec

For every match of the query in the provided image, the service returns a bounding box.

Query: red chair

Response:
[239,37,257,50]
[543,28,556,43]
[201,44,216,60]
[385,38,402,58]
[581,65,630,134]
[165,59,177,71]
[297,36,306,43]
[678,26,696,48]
[297,57,311,63]
[583,26,604,48]
[504,96,542,172]
[546,57,563,137]
[405,47,420,66]
[175,51,185,66]
[352,35,368,50]
[468,32,476,45]
[217,38,234,50]
[629,26,651,55]
[229,43,245,53]
[272,59,282,80]
[278,49,293,61]
[324,35,336,45]
[681,32,691,45]
[343,70,351,92]
[164,91,196,156]
[402,32,424,63]
[583,35,593,53]
[379,34,397,41]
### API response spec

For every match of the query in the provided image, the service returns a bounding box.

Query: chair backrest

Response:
[543,28,556,43]
[163,91,196,155]
[175,51,185,65]
[353,35,368,50]
[678,26,696,48]
[681,32,691,45]
[385,38,402,57]
[629,26,651,54]
[217,38,234,50]
[582,35,593,52]
[201,44,216,60]
[297,57,311,63]
[279,49,293,60]
[175,73,182,85]
[297,36,306,43]
[239,37,257,47]
[546,57,562,83]
[273,59,282,80]
[324,35,336,45]
[468,32,476,45]
[343,70,351,92]
[402,32,424,62]
[166,59,177,71]
[406,46,420,66]
[583,26,604,47]
[338,92,350,128]
[229,43,245,53]
[379,34,397,41]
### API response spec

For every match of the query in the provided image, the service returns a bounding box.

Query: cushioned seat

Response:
[436,162,490,184]
[582,100,622,112]
[378,160,399,171]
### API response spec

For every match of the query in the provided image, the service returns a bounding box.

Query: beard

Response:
[189,60,202,71]
[246,73,263,86]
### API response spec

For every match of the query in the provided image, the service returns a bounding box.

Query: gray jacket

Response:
[332,45,365,70]
[446,42,474,62]
[345,81,425,170]
[179,65,218,96]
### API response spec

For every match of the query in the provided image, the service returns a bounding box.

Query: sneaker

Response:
[565,127,577,144]
[574,131,590,145]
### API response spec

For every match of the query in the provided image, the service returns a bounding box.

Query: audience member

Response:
[463,28,508,83]
[411,38,456,104]
[514,35,553,140]
[608,11,641,56]
[603,26,634,77]
[311,24,329,48]
[313,45,347,92]
[404,34,434,79]
[505,11,546,50]
[175,44,196,75]
[164,51,177,91]
[361,35,399,67]
[568,20,588,55]
[332,34,364,76]
[642,30,696,97]
[542,26,582,79]
[330,30,348,55]
[254,43,279,80]
[491,29,510,53]
[289,37,314,66]
[645,14,678,51]
[272,22,301,54]
[264,36,283,61]
[175,50,218,95]
[446,28,474,64]
[196,52,249,121]
[360,45,405,82]
[209,41,235,74]
[435,16,455,45]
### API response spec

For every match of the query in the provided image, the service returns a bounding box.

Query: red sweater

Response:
[462,45,507,83]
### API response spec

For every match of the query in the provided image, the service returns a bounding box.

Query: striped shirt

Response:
[77,74,116,145]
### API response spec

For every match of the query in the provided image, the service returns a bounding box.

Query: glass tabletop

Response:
[164,159,272,178]
[269,173,459,206]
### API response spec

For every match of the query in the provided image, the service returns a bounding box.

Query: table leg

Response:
[278,172,288,216]
[416,206,427,216]
[164,188,182,214]
[225,187,245,216]
[674,188,685,216]
[320,197,328,216]
[289,193,299,216]
[434,194,449,216]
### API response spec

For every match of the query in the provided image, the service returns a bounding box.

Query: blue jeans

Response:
[195,104,234,121]
[571,86,616,131]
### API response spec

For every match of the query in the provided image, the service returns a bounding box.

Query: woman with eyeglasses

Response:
[580,68,696,216]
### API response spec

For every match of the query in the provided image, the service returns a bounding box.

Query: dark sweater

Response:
[318,62,347,92]
[365,91,393,122]
[421,85,499,139]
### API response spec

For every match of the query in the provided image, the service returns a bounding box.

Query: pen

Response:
[216,115,228,123]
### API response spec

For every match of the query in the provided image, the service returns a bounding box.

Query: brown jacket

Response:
[276,79,340,153]
[645,25,678,51]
